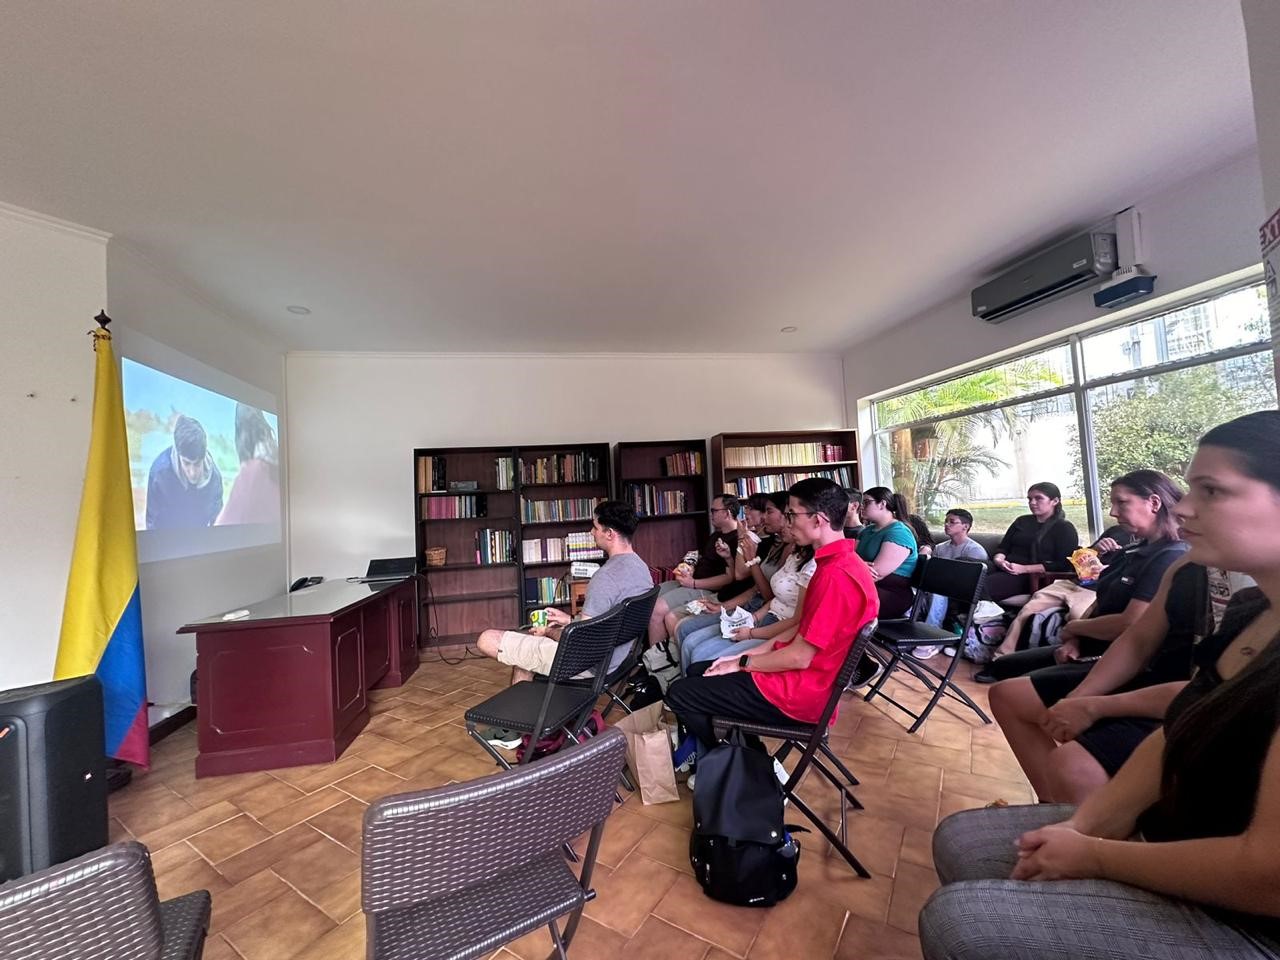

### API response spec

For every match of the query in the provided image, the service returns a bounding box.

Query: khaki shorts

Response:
[1031,580,1099,621]
[496,630,559,675]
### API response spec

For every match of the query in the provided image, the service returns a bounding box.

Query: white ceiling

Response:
[0,1,1258,353]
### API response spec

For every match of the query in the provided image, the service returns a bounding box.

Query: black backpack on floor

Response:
[689,727,804,907]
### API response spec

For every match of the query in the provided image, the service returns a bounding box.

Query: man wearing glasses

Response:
[646,494,752,646]
[665,478,878,758]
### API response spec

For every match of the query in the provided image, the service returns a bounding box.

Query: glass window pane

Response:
[880,396,1087,537]
[1088,351,1277,490]
[1081,284,1268,381]
[874,344,1074,430]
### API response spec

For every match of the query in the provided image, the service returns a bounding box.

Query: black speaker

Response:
[0,676,109,881]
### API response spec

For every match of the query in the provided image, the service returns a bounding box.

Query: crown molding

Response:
[0,200,111,244]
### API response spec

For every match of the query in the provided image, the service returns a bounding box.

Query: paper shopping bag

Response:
[614,700,680,804]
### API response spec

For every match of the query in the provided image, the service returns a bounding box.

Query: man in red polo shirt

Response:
[666,478,879,753]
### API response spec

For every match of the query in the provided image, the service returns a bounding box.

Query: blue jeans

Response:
[679,611,778,673]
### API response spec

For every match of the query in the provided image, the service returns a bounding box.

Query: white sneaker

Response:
[911,645,942,659]
[772,758,790,786]
[943,646,957,659]
[686,773,696,790]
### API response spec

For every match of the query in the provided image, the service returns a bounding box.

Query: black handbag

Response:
[689,726,803,906]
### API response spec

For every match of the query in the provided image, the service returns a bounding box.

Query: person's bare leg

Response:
[648,597,671,646]
[510,666,534,683]
[1044,740,1111,805]
[989,677,1058,800]
[477,629,503,659]
[664,610,683,638]
[997,596,1057,656]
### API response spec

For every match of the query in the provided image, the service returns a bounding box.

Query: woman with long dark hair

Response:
[921,412,1280,960]
[855,486,920,618]
[986,481,1080,602]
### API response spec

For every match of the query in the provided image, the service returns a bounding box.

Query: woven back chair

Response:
[362,727,627,960]
[0,841,211,960]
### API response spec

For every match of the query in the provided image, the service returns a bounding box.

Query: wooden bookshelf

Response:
[614,439,709,572]
[710,430,860,502]
[413,442,611,646]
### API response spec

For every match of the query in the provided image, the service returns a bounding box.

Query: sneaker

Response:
[847,654,883,690]
[943,646,957,659]
[481,726,522,749]
[686,773,696,791]
[772,758,790,787]
[910,645,942,659]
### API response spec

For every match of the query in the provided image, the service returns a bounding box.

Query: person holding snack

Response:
[475,500,652,746]
[646,494,753,646]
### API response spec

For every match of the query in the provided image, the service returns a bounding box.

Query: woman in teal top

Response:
[857,486,920,617]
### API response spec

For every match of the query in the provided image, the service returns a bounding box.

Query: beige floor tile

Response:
[584,855,682,937]
[633,822,695,876]
[215,823,326,885]
[835,912,923,960]
[653,874,767,957]
[333,766,410,803]
[190,814,276,863]
[618,916,712,960]
[271,756,370,794]
[223,888,335,960]
[305,797,367,854]
[347,732,422,768]
[887,862,939,934]
[210,869,293,934]
[748,881,848,960]
[136,800,241,852]
[289,914,366,960]
[272,834,361,906]
[233,779,309,820]
[259,787,349,832]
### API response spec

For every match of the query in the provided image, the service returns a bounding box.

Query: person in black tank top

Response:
[920,411,1280,960]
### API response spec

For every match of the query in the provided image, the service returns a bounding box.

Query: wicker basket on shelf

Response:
[424,546,447,567]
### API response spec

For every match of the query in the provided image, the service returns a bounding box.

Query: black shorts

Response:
[1074,717,1163,776]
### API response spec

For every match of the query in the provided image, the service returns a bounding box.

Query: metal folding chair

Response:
[712,617,878,878]
[864,555,991,732]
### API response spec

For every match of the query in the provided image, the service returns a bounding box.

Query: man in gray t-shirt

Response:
[477,501,652,686]
[919,508,990,643]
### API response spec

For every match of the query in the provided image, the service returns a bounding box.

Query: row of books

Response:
[495,457,515,490]
[661,450,703,476]
[519,453,601,485]
[724,466,855,496]
[421,494,488,519]
[522,497,600,523]
[521,533,608,563]
[525,577,570,605]
[418,455,447,492]
[623,482,690,517]
[724,442,847,467]
[475,528,514,565]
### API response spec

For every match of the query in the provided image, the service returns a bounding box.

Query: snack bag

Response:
[1069,547,1104,585]
[673,561,694,579]
[720,606,755,639]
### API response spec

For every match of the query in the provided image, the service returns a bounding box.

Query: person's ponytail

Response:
[888,493,912,523]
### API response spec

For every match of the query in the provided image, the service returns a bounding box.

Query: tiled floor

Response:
[110,653,1031,960]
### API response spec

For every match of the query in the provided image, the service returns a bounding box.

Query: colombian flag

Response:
[55,318,150,768]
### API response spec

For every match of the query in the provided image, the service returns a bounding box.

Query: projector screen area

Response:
[123,357,281,561]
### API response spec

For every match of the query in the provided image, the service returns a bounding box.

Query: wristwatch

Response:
[738,654,750,670]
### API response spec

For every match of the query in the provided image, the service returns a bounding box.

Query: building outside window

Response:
[871,283,1274,536]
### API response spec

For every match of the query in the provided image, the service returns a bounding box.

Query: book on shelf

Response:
[623,482,689,517]
[474,527,514,565]
[417,455,449,493]
[421,494,488,519]
[725,465,855,496]
[521,533,604,563]
[521,496,601,523]
[495,456,514,491]
[723,442,847,467]
[524,576,570,605]
[518,452,601,485]
[660,450,703,477]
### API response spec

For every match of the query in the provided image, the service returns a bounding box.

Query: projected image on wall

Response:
[122,359,281,535]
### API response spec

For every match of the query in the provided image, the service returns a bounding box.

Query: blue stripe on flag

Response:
[95,586,147,756]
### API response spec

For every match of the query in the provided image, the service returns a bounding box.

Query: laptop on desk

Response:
[358,557,416,583]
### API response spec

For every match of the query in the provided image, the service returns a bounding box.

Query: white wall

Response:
[842,149,1266,430]
[107,242,287,713]
[286,352,847,577]
[0,205,109,690]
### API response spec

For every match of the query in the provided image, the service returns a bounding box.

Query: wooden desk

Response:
[179,578,419,778]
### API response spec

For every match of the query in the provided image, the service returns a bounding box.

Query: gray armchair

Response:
[361,726,627,960]
[0,840,211,960]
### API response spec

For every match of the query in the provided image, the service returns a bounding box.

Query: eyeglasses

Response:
[709,507,730,515]
[784,510,817,522]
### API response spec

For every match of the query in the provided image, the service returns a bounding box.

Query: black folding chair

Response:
[553,584,660,719]
[362,728,627,960]
[864,556,991,732]
[465,605,624,770]
[711,617,878,878]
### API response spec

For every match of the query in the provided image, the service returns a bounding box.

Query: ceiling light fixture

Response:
[286,305,311,315]
[780,325,798,333]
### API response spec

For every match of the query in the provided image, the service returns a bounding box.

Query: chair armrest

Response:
[0,842,164,960]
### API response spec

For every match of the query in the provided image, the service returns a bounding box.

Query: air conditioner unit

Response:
[971,231,1116,323]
